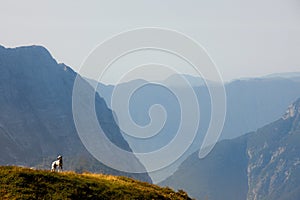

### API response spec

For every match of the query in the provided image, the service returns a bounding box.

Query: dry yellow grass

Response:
[0,166,194,200]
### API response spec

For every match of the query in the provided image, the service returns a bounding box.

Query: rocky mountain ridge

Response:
[162,98,300,200]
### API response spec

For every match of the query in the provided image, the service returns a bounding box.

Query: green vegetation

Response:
[0,166,192,200]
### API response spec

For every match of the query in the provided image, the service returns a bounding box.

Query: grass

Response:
[0,166,192,200]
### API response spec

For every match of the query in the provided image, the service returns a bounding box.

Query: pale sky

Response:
[1,0,300,83]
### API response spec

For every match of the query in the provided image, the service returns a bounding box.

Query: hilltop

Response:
[0,166,192,200]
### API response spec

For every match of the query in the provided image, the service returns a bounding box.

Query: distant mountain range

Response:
[161,98,300,200]
[92,72,300,182]
[262,72,300,79]
[0,45,151,182]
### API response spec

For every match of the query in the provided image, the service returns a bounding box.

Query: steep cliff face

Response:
[246,99,300,200]
[162,98,300,200]
[0,45,78,162]
[0,45,151,182]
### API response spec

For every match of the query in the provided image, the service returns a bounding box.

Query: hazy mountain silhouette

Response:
[92,73,300,182]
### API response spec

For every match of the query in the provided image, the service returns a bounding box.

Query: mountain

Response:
[161,98,300,200]
[0,45,151,182]
[262,72,300,80]
[93,74,300,182]
[0,166,192,200]
[222,77,300,139]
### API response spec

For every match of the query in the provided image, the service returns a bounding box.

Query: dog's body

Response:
[51,156,63,172]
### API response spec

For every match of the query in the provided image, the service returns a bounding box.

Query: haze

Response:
[1,0,299,83]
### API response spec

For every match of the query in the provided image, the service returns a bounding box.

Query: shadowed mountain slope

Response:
[0,45,151,182]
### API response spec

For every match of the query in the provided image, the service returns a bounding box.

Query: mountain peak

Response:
[0,45,57,66]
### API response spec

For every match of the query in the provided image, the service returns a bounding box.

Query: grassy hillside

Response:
[0,166,192,200]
